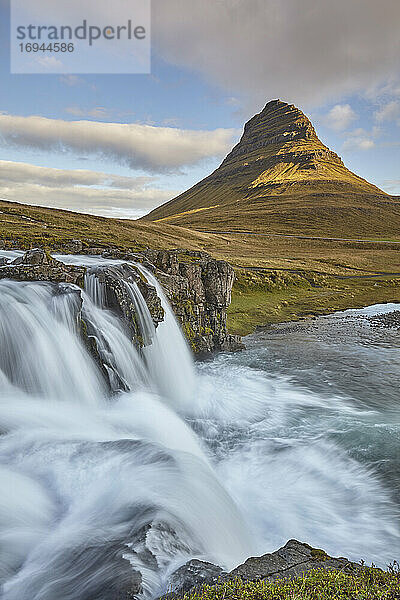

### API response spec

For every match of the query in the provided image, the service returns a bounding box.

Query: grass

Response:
[2,199,400,336]
[168,565,400,600]
[228,269,400,336]
[0,200,215,252]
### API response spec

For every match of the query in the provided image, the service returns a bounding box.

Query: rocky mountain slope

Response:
[144,100,400,237]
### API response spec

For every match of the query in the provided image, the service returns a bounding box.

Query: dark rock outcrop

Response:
[0,248,85,286]
[167,559,225,596]
[143,249,243,355]
[0,247,242,357]
[91,264,164,344]
[84,247,242,355]
[228,539,360,582]
[165,540,362,597]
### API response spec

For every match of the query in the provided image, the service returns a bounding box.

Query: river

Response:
[0,251,399,599]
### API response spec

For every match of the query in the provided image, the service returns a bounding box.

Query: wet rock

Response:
[143,249,243,356]
[91,263,164,345]
[167,559,226,596]
[165,540,362,597]
[228,539,360,582]
[0,248,85,286]
[1,246,243,357]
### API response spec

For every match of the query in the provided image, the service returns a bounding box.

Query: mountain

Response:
[144,100,400,237]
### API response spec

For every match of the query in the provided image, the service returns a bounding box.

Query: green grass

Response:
[3,199,400,336]
[228,269,400,336]
[168,565,400,600]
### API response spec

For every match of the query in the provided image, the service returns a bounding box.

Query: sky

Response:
[0,0,399,219]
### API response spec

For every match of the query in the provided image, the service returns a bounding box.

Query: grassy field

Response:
[166,566,400,600]
[1,199,400,335]
[228,268,400,336]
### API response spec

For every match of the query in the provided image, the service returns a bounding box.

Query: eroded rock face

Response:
[83,247,242,355]
[228,539,359,582]
[164,540,361,597]
[0,247,242,357]
[0,248,85,286]
[91,264,164,344]
[167,559,225,597]
[143,249,243,355]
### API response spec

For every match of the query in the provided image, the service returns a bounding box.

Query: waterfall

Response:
[0,267,252,600]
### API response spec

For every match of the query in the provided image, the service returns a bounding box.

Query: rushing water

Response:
[0,251,399,599]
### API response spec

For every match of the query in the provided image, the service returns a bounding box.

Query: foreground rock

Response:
[165,540,362,597]
[144,249,243,355]
[0,247,242,356]
[168,559,226,596]
[89,246,242,355]
[0,247,85,285]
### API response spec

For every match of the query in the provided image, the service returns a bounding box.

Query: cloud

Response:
[35,55,64,70]
[59,75,97,92]
[374,101,400,123]
[153,0,400,110]
[65,106,135,120]
[343,136,375,151]
[383,179,400,193]
[59,75,85,87]
[325,104,357,131]
[0,114,236,173]
[0,160,179,219]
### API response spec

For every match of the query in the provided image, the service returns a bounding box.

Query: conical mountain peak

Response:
[145,99,389,235]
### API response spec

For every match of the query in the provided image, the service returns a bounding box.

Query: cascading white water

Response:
[135,265,196,413]
[0,272,253,600]
[1,251,399,599]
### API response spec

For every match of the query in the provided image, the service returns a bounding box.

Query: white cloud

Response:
[325,104,357,131]
[153,0,400,110]
[35,55,64,70]
[59,75,84,86]
[0,160,179,218]
[0,114,236,173]
[15,0,400,110]
[374,101,400,123]
[343,136,375,151]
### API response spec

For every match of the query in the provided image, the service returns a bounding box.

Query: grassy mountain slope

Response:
[0,199,214,251]
[144,100,400,237]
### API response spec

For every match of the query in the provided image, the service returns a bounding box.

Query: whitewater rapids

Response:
[0,252,399,599]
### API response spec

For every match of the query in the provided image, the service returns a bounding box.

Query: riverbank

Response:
[228,268,400,335]
[168,566,400,600]
[162,540,400,600]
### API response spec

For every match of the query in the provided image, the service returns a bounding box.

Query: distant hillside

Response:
[144,100,400,238]
[0,199,212,251]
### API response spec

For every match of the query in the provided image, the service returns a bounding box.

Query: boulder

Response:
[228,539,360,582]
[164,540,362,597]
[0,248,85,286]
[167,559,226,596]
